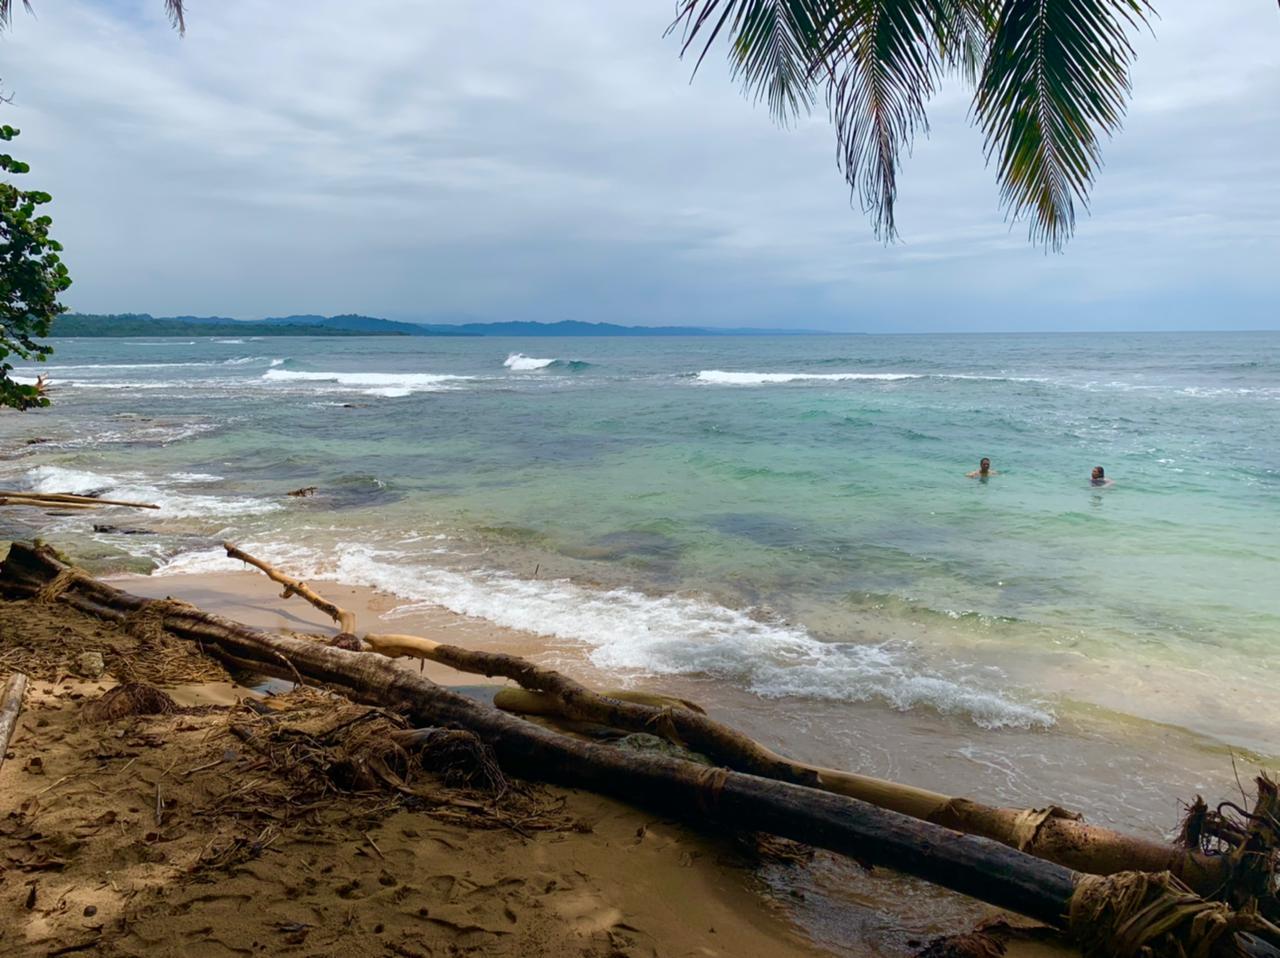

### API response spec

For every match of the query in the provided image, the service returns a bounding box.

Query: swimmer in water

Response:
[1091,466,1114,487]
[967,457,997,478]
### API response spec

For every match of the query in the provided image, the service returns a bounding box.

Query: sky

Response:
[1,1,1277,332]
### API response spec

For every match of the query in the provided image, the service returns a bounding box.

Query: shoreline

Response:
[2,555,1081,957]
[1,570,833,958]
[117,565,1266,834]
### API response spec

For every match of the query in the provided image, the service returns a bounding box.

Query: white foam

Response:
[213,338,246,344]
[19,362,213,371]
[25,466,282,518]
[504,353,556,371]
[261,368,472,396]
[696,370,921,385]
[155,542,1052,730]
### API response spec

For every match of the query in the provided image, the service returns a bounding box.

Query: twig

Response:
[182,757,225,778]
[363,831,384,859]
[1230,750,1249,806]
[35,774,72,796]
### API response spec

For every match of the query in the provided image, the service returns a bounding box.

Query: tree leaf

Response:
[973,0,1153,249]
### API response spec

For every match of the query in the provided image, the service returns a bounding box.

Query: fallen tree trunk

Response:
[2,542,1277,957]
[215,544,1233,894]
[0,672,28,772]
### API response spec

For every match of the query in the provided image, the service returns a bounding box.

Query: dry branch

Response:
[222,541,356,634]
[0,671,29,772]
[0,490,158,510]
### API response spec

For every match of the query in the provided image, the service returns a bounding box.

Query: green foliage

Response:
[674,0,1162,249]
[0,124,69,410]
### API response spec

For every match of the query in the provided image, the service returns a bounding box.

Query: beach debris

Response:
[83,683,178,723]
[1,671,29,772]
[1178,777,1280,914]
[75,651,106,679]
[916,917,1063,957]
[212,542,1255,902]
[0,490,159,511]
[224,541,356,633]
[286,486,317,498]
[388,727,508,796]
[7,541,1280,957]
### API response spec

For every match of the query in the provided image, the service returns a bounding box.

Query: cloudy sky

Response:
[2,1,1277,331]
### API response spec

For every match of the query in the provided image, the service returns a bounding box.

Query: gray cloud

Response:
[2,0,1277,330]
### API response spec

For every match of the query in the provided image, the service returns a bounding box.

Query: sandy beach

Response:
[0,558,1081,958]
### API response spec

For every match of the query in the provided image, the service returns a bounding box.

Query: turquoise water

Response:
[2,331,1278,746]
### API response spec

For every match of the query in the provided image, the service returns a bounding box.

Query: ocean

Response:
[2,330,1278,942]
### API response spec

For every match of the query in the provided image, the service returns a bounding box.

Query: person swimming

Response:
[1091,466,1114,487]
[967,457,997,478]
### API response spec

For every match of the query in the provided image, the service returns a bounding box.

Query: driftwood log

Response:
[220,542,1233,897]
[0,672,28,772]
[0,490,158,510]
[2,542,1278,958]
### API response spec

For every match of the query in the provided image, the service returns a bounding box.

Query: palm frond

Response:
[823,1,945,240]
[932,0,998,83]
[0,1,183,32]
[672,0,833,122]
[0,1,34,29]
[165,0,185,36]
[974,0,1153,249]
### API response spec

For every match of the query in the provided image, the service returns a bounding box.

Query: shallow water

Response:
[2,332,1276,747]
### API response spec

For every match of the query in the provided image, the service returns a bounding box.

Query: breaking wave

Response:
[155,541,1054,730]
[261,368,473,397]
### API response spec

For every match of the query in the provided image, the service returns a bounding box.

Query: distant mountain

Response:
[50,313,457,338]
[414,320,835,337]
[49,313,837,338]
[258,314,478,336]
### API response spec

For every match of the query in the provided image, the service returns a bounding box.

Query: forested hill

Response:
[52,313,412,335]
[51,314,833,337]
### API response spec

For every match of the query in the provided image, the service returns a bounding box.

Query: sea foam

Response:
[262,368,473,397]
[156,541,1053,730]
[697,370,921,385]
[26,465,282,518]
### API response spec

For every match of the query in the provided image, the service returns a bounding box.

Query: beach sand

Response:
[0,563,1074,957]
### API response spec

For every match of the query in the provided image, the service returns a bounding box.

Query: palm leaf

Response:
[671,0,834,122]
[974,0,1153,249]
[821,0,949,240]
[932,0,998,83]
[0,1,184,32]
[165,0,186,36]
[0,1,33,28]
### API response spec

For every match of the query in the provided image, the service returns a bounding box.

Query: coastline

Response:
[0,558,1083,957]
[1,568,832,958]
